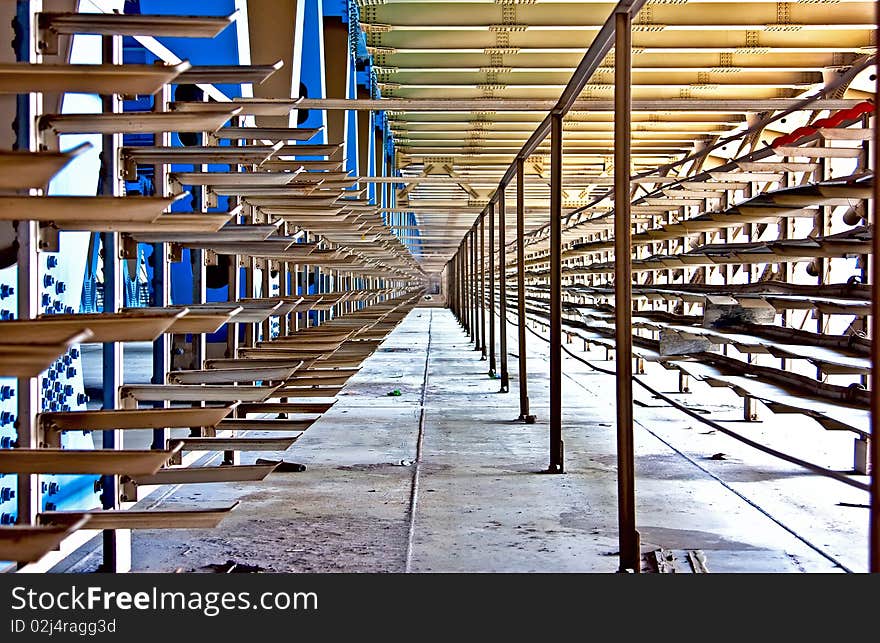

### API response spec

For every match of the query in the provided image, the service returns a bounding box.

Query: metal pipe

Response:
[548,113,564,474]
[480,214,487,359]
[488,202,497,376]
[614,10,640,573]
[516,159,534,422]
[499,188,510,392]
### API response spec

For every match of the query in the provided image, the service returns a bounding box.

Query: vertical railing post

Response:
[479,214,487,359]
[99,32,131,573]
[13,0,40,544]
[498,189,510,392]
[870,0,880,574]
[150,83,171,451]
[471,226,479,349]
[614,9,640,573]
[459,242,466,329]
[488,202,497,377]
[548,113,564,474]
[516,159,534,422]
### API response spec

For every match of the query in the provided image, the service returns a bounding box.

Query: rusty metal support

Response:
[488,203,497,376]
[471,226,479,348]
[870,0,880,574]
[498,187,510,393]
[460,243,466,329]
[468,232,475,340]
[614,9,640,573]
[548,113,564,474]
[480,214,487,359]
[516,159,535,423]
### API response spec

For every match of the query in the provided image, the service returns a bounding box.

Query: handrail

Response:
[491,0,650,208]
[517,55,876,249]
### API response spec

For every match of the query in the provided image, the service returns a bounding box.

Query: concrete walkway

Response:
[64,307,862,573]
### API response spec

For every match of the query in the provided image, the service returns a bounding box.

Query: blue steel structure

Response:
[0,0,418,549]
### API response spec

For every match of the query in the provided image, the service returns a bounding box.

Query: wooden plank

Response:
[168,365,301,385]
[0,143,91,190]
[193,302,284,324]
[121,306,243,334]
[237,347,334,360]
[176,61,284,85]
[171,171,301,187]
[276,143,344,157]
[0,517,90,564]
[279,329,353,341]
[237,401,335,415]
[736,161,818,173]
[708,172,783,183]
[129,224,278,245]
[84,213,234,235]
[259,339,345,351]
[0,330,93,378]
[214,126,321,142]
[121,144,281,166]
[0,194,179,224]
[39,12,232,36]
[237,297,305,316]
[266,386,341,398]
[121,384,280,404]
[40,109,241,135]
[217,418,317,432]
[27,309,185,343]
[0,61,188,95]
[172,97,302,117]
[283,375,354,387]
[206,358,305,370]
[170,436,298,452]
[38,504,240,530]
[39,406,234,432]
[818,128,873,141]
[211,185,320,198]
[774,146,862,159]
[244,195,342,208]
[128,463,278,486]
[0,446,181,475]
[262,160,344,171]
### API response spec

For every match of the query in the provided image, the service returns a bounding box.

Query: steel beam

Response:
[498,187,510,393]
[871,0,880,574]
[614,10,641,574]
[479,214,487,359]
[516,159,535,423]
[488,202,497,377]
[298,98,859,113]
[548,113,564,474]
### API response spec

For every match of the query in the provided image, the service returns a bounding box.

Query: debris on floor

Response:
[386,389,402,396]
[256,458,307,472]
[203,560,266,574]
